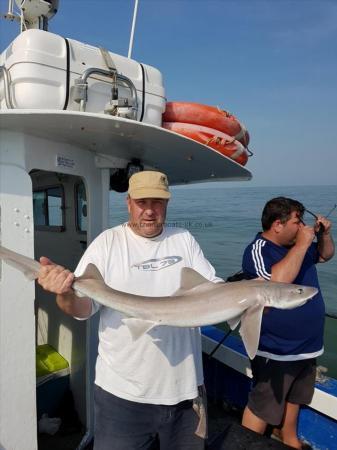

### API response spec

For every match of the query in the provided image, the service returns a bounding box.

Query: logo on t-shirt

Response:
[132,256,182,271]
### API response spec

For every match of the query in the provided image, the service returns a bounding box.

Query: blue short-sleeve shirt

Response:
[242,234,325,360]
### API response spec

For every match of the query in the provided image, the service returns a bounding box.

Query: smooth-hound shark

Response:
[0,245,317,359]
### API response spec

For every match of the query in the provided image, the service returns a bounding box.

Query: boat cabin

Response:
[0,2,251,448]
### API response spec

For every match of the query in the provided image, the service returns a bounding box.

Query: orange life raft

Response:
[163,101,249,147]
[163,122,249,166]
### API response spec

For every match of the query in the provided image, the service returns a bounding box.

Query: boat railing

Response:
[74,67,138,118]
[0,65,14,109]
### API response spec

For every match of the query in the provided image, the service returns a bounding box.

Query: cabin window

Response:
[33,186,65,231]
[75,181,87,233]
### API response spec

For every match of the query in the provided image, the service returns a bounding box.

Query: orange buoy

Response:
[163,122,249,166]
[163,102,249,146]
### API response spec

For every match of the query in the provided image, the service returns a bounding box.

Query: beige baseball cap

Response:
[128,171,171,199]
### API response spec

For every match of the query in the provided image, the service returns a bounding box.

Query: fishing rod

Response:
[305,203,336,221]
[304,208,325,237]
[208,270,251,359]
[304,203,336,238]
[326,311,337,320]
[326,204,337,218]
[208,329,232,359]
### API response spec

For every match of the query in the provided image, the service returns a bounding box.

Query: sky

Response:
[0,0,337,187]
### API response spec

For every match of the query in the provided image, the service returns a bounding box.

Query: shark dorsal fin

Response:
[172,267,210,296]
[73,263,106,298]
[77,263,104,282]
[180,267,209,291]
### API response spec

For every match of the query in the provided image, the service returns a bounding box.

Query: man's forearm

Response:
[318,232,335,262]
[56,291,92,318]
[271,244,308,283]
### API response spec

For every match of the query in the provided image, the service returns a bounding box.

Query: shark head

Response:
[237,281,318,360]
[260,282,318,310]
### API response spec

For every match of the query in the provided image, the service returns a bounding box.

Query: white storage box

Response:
[0,29,166,126]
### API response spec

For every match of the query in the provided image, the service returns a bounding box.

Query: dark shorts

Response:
[248,356,316,426]
[93,385,204,450]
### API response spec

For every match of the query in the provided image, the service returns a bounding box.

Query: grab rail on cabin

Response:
[0,65,14,109]
[73,67,138,119]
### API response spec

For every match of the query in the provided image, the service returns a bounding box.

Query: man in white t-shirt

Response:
[38,171,221,450]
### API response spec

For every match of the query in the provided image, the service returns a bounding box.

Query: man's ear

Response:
[126,195,131,213]
[272,219,283,233]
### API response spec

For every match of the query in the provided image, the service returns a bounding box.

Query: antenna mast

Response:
[128,0,139,58]
[3,0,59,32]
[3,0,19,22]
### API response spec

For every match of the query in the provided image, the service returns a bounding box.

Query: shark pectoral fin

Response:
[227,316,241,330]
[122,318,157,341]
[239,304,264,360]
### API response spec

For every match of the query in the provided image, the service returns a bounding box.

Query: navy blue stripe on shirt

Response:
[252,239,271,280]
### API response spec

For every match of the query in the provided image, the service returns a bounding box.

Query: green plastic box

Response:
[36,344,69,377]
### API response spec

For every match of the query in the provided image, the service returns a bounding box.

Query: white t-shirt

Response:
[75,224,221,405]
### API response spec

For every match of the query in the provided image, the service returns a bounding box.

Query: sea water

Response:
[109,184,337,377]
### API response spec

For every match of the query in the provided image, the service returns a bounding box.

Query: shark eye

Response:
[297,288,304,294]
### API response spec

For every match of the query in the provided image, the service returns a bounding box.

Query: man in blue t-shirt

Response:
[241,197,334,449]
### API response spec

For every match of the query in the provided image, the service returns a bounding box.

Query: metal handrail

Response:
[0,65,14,109]
[74,67,138,116]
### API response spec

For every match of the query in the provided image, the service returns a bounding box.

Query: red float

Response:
[163,122,249,166]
